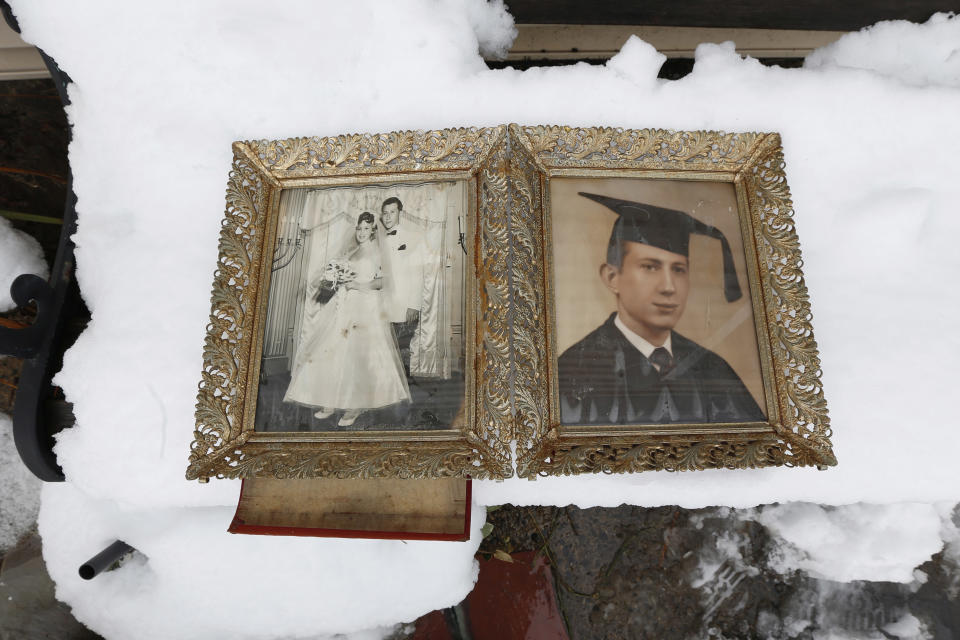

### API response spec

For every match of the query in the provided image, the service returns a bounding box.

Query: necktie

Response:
[386,230,398,236]
[649,347,674,376]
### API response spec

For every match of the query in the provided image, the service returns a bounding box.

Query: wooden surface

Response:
[0,19,48,80]
[507,25,846,61]
[231,477,470,539]
[505,0,958,31]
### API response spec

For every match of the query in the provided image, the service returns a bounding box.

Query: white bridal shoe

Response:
[338,410,362,427]
[314,407,334,420]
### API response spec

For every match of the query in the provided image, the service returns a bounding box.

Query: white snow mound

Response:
[0,216,49,313]
[806,12,960,88]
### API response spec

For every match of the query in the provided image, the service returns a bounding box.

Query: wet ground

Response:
[3,502,959,639]
[473,504,960,640]
[0,531,101,640]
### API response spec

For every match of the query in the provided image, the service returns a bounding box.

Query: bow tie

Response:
[386,230,398,236]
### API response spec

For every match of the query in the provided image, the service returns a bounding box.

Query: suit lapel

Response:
[666,332,700,379]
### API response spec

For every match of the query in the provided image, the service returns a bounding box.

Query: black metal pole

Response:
[78,541,135,580]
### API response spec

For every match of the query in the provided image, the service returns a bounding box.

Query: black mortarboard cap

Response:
[579,191,743,303]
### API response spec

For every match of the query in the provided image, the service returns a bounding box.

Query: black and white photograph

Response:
[551,177,769,427]
[254,181,468,432]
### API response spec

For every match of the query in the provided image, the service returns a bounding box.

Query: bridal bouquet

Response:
[315,259,356,304]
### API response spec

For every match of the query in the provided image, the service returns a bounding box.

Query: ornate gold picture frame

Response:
[509,125,834,478]
[188,124,833,482]
[187,126,514,481]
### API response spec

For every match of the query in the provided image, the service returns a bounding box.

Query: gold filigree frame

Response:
[188,126,514,481]
[188,124,833,482]
[510,125,834,478]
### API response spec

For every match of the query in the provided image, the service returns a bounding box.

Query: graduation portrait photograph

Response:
[550,177,769,429]
[501,125,831,478]
[252,181,469,433]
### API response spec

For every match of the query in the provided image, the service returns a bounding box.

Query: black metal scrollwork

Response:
[0,1,83,482]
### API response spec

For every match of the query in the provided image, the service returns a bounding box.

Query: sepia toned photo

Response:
[254,181,468,432]
[551,177,768,428]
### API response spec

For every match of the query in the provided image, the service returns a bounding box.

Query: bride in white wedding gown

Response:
[283,211,410,427]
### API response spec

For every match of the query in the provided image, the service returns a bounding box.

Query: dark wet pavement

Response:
[470,504,960,640]
[0,531,101,640]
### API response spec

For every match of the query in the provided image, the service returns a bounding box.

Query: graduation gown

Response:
[558,313,765,425]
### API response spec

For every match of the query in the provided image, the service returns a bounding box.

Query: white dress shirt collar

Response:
[614,314,672,365]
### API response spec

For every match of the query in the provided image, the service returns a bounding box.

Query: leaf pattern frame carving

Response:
[509,124,834,478]
[188,124,833,482]
[187,126,515,481]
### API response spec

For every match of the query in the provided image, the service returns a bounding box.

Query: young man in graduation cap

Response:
[557,192,766,426]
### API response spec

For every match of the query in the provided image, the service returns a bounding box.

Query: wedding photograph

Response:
[550,177,769,428]
[253,181,468,432]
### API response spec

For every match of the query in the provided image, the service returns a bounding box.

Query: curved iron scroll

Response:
[0,2,79,482]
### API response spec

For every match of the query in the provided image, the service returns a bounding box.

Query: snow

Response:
[2,2,960,637]
[752,503,947,583]
[805,12,960,88]
[606,35,667,90]
[38,482,483,639]
[881,614,930,640]
[0,414,41,552]
[0,215,48,313]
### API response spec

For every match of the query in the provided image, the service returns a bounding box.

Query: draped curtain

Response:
[262,189,307,371]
